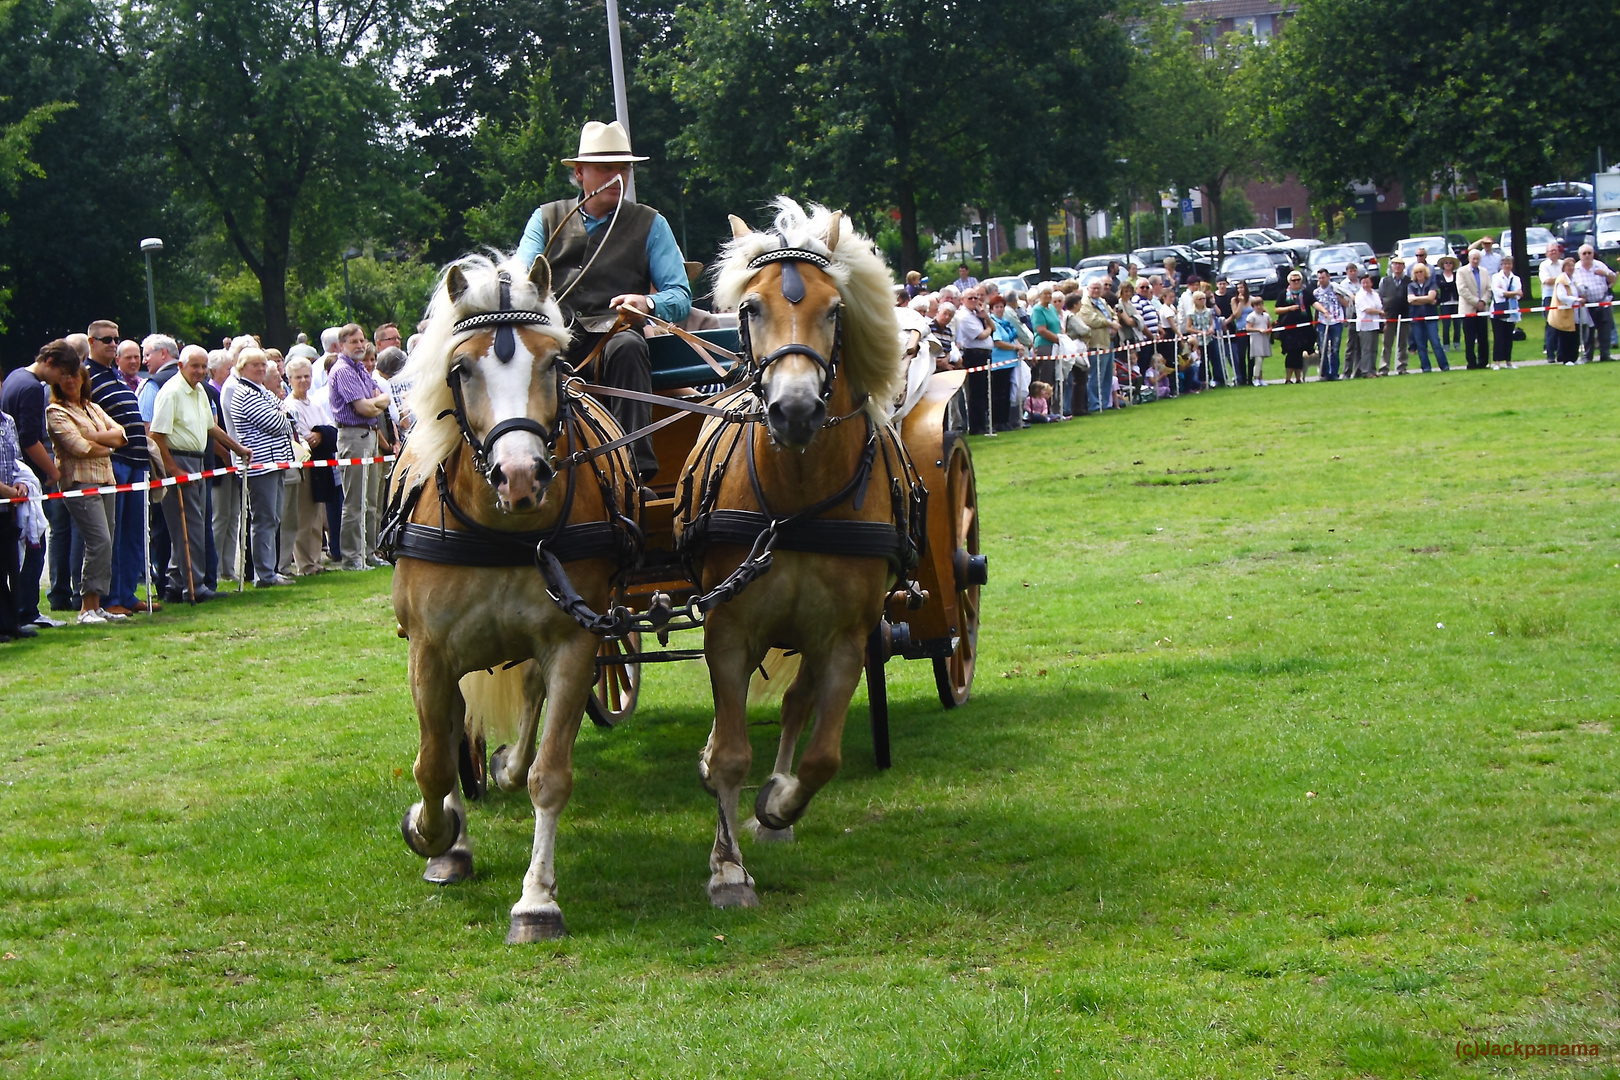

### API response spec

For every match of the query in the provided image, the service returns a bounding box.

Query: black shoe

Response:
[14,625,38,639]
[192,585,219,601]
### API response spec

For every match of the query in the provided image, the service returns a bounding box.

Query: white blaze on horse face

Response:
[471,331,553,510]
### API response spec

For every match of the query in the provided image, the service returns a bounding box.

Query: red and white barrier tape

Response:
[2,454,396,506]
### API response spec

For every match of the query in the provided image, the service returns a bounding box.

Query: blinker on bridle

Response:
[742,237,842,402]
[443,269,565,487]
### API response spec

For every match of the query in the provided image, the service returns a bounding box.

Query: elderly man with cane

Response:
[149,345,253,603]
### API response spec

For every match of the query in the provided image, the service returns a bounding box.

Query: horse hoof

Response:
[743,816,795,843]
[753,776,797,831]
[401,804,463,859]
[490,744,526,793]
[708,882,760,909]
[423,849,473,885]
[506,909,566,943]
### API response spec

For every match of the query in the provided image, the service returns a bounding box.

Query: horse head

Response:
[718,200,903,452]
[418,254,571,512]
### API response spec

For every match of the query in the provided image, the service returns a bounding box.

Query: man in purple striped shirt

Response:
[326,323,390,571]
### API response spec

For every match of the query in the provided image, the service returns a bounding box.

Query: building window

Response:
[1234,14,1274,41]
[1275,206,1294,229]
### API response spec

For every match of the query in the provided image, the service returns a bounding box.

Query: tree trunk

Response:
[897,179,921,279]
[1034,211,1052,278]
[979,207,992,278]
[1506,177,1531,299]
[1079,207,1090,258]
[1206,183,1226,265]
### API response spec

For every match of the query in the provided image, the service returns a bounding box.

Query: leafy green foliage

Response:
[663,0,1132,276]
[122,0,417,345]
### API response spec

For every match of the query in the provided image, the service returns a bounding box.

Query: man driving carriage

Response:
[514,121,693,482]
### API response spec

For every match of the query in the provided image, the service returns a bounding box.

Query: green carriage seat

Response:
[647,328,741,391]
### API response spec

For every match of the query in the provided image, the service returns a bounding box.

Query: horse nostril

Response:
[488,463,506,489]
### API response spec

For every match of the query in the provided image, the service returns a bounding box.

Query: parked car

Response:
[1075,252,1145,272]
[1131,244,1218,281]
[1553,215,1596,256]
[1230,227,1322,258]
[1394,235,1449,268]
[1596,212,1620,260]
[982,275,1026,298]
[1347,242,1382,278]
[1190,232,1268,256]
[1018,266,1077,290]
[1500,226,1558,272]
[1445,232,1470,258]
[1219,250,1294,300]
[1307,244,1375,283]
[1531,181,1594,224]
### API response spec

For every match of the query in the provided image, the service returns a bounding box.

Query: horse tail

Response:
[460,663,532,748]
[749,648,801,704]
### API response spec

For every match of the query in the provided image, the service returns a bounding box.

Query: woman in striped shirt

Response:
[227,347,297,588]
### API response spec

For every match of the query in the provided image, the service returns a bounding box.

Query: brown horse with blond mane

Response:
[675,197,917,907]
[385,252,638,942]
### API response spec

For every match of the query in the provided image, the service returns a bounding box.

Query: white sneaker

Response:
[96,608,129,621]
[77,610,107,625]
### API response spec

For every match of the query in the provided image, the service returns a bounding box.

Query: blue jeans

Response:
[1087,349,1113,411]
[1316,323,1343,379]
[1410,319,1449,371]
[108,461,147,608]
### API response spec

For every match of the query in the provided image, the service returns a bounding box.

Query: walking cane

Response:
[237,465,248,594]
[141,484,151,612]
[174,478,197,605]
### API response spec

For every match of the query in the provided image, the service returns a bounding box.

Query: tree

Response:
[663,0,1130,278]
[1124,9,1265,262]
[1258,0,1620,275]
[124,0,414,347]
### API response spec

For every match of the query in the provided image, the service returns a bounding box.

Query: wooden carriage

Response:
[586,327,986,766]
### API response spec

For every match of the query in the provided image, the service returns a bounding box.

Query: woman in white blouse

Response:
[1489,255,1523,370]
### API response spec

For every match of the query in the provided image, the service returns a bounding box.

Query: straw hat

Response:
[562,120,648,165]
[1438,253,1460,268]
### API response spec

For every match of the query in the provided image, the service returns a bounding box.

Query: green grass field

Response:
[4,364,1619,1078]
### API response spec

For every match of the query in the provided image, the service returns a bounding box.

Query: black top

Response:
[0,367,49,476]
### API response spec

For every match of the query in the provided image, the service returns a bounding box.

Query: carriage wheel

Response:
[933,439,981,709]
[586,632,641,729]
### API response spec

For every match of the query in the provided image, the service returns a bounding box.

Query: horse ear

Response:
[728,215,751,240]
[825,211,842,252]
[446,265,470,304]
[527,254,552,298]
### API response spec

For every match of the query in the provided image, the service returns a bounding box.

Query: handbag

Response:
[1548,302,1576,333]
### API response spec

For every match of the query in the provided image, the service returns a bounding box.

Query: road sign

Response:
[1180,197,1194,225]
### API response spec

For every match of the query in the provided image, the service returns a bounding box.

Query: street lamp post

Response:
[140,238,163,337]
[1115,158,1132,252]
[342,248,360,323]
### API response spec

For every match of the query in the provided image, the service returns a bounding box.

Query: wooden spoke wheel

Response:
[933,439,980,709]
[586,632,641,729]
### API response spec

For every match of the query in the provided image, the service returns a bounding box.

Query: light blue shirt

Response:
[138,367,173,423]
[516,202,692,324]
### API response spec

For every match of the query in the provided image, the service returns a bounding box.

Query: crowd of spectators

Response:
[0,320,414,642]
[897,237,1616,435]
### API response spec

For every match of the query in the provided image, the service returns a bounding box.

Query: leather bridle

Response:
[441,270,565,490]
[739,241,844,406]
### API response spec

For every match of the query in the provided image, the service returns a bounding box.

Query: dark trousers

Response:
[149,495,170,587]
[569,328,658,480]
[1439,302,1459,344]
[963,349,992,434]
[1232,336,1250,385]
[325,484,344,561]
[1582,307,1615,363]
[990,365,1014,430]
[1557,327,1580,364]
[0,513,18,636]
[203,482,219,589]
[109,461,146,608]
[44,498,74,609]
[1492,318,1516,365]
[1462,314,1488,368]
[161,455,208,596]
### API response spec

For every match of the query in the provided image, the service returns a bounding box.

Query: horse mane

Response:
[713,197,904,417]
[399,252,571,492]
